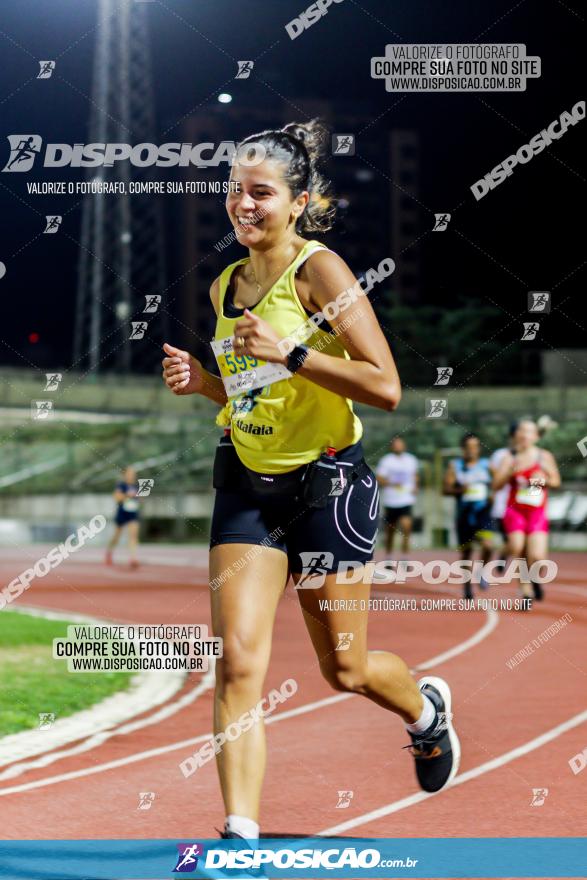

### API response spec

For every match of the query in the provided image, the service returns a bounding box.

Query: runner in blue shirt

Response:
[444,433,493,599]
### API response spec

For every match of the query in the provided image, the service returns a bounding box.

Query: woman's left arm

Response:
[541,451,561,488]
[233,250,401,411]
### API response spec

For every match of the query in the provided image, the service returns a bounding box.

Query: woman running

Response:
[105,466,140,569]
[493,419,560,603]
[162,120,459,841]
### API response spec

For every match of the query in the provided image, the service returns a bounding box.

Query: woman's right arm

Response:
[161,278,228,407]
[443,462,457,496]
[492,452,515,490]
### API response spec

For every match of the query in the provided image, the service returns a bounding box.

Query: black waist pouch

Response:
[245,466,306,497]
[212,436,304,497]
[213,436,369,503]
[212,436,249,491]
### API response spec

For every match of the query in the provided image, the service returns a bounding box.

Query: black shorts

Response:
[456,504,493,547]
[210,441,379,575]
[115,510,139,526]
[383,505,413,525]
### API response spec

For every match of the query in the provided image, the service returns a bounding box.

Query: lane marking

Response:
[0,547,208,567]
[0,664,215,781]
[548,583,587,599]
[0,691,355,796]
[81,568,197,584]
[318,708,587,835]
[0,608,497,795]
[413,607,498,670]
[317,709,587,837]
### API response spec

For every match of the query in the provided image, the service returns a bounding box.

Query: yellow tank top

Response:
[213,239,363,474]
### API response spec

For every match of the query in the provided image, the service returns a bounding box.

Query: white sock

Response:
[405,693,437,734]
[225,814,259,841]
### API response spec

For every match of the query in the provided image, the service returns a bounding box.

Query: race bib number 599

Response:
[211,336,291,397]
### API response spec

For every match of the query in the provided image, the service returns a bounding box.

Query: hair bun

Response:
[281,119,328,163]
[281,123,308,145]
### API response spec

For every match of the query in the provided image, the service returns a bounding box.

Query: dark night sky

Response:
[0,0,584,371]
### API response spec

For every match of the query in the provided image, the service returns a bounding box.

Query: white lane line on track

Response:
[0,663,215,781]
[0,692,355,796]
[81,568,194,584]
[550,583,587,599]
[413,607,498,671]
[0,548,208,567]
[317,707,587,836]
[0,607,497,796]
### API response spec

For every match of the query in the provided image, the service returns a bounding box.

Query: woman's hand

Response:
[162,343,205,395]
[233,309,288,365]
[531,468,548,486]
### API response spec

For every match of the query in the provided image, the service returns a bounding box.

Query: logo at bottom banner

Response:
[1,836,586,878]
[173,842,203,872]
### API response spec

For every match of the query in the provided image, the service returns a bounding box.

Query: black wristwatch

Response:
[286,344,309,374]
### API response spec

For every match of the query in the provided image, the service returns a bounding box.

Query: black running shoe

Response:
[464,583,473,601]
[532,582,544,601]
[405,676,461,793]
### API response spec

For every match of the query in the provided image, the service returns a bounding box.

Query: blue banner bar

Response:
[0,838,586,879]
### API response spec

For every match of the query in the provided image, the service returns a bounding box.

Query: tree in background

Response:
[375,294,538,388]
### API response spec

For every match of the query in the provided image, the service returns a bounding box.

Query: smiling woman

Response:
[161,118,460,841]
[227,121,336,240]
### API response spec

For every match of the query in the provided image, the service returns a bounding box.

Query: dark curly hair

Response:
[237,118,336,234]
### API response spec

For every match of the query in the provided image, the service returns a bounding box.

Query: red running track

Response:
[1,546,586,873]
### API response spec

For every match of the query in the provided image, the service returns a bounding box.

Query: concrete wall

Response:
[1,490,585,549]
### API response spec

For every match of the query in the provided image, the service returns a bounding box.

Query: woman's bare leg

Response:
[296,572,423,722]
[507,531,532,598]
[127,520,139,565]
[107,525,123,552]
[210,544,288,821]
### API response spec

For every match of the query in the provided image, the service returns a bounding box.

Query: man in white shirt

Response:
[376,437,419,553]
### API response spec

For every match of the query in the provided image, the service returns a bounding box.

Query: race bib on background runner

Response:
[515,486,545,506]
[463,483,488,502]
[211,336,291,398]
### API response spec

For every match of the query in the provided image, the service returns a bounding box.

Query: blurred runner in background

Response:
[105,466,140,569]
[444,433,493,600]
[493,419,560,605]
[376,436,419,555]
